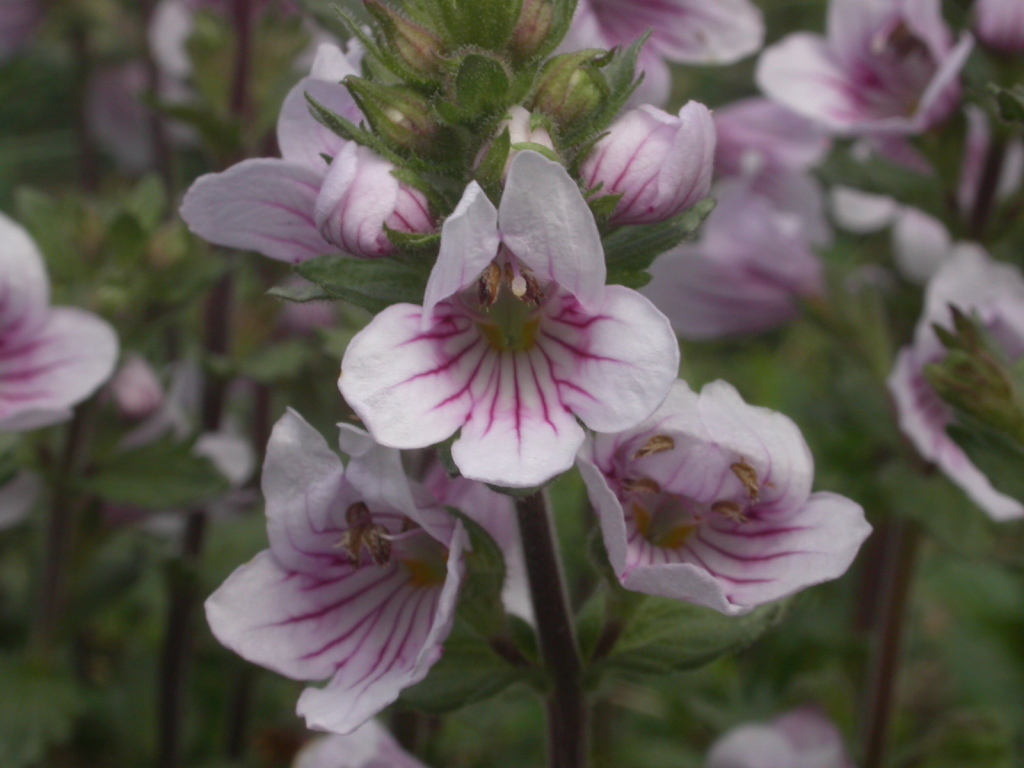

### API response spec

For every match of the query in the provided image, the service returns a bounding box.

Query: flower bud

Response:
[364,0,444,79]
[344,77,440,154]
[314,142,434,259]
[509,0,554,63]
[581,102,716,226]
[531,50,608,131]
[975,0,1024,53]
[110,355,165,421]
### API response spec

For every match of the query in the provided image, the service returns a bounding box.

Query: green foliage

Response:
[0,655,83,767]
[604,198,716,287]
[291,253,432,313]
[990,83,1024,125]
[84,438,231,510]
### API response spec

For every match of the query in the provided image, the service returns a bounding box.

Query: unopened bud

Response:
[509,0,555,63]
[531,50,609,131]
[364,0,444,79]
[345,77,440,154]
[110,355,165,421]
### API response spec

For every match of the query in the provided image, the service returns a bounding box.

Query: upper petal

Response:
[499,151,605,312]
[180,158,339,264]
[0,212,49,340]
[422,182,500,327]
[262,408,353,574]
[0,307,118,432]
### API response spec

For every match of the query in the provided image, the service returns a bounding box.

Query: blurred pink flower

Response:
[889,247,1024,521]
[0,0,42,62]
[0,213,118,432]
[562,0,764,105]
[757,0,973,135]
[974,0,1024,53]
[579,380,870,615]
[706,708,855,768]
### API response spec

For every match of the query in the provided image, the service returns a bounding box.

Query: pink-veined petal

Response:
[180,158,338,264]
[0,212,49,339]
[295,521,467,734]
[340,304,478,450]
[547,285,678,434]
[422,182,499,326]
[261,409,353,574]
[0,307,118,432]
[450,349,587,488]
[705,724,797,768]
[499,151,605,311]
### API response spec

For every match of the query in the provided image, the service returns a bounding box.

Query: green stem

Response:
[515,491,589,768]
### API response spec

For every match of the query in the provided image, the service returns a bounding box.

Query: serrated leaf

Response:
[399,618,523,713]
[85,438,231,510]
[598,595,789,677]
[296,254,430,313]
[603,197,715,275]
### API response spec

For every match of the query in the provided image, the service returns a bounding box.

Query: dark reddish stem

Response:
[516,492,589,768]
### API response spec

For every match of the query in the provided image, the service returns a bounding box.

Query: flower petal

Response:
[293,720,428,768]
[422,182,500,326]
[295,521,467,734]
[0,212,49,339]
[544,285,679,433]
[340,303,477,450]
[180,158,338,264]
[450,349,586,488]
[278,43,361,170]
[499,151,605,311]
[0,307,118,432]
[262,408,353,574]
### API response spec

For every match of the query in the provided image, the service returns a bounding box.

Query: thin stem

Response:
[70,22,99,191]
[515,492,589,768]
[969,134,1007,241]
[140,0,177,198]
[859,518,921,768]
[31,403,95,655]
[230,0,253,124]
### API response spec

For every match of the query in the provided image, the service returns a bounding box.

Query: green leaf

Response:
[296,254,431,313]
[597,594,789,677]
[267,280,332,303]
[237,340,312,383]
[84,438,231,510]
[0,655,83,768]
[603,198,715,286]
[448,509,507,636]
[990,83,1024,125]
[399,618,525,713]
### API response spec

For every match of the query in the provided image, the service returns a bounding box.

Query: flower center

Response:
[632,494,699,549]
[397,532,449,587]
[474,259,545,352]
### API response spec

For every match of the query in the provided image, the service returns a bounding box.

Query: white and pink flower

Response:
[293,720,427,768]
[757,0,973,136]
[578,379,871,615]
[706,708,855,768]
[889,248,1024,521]
[0,213,119,432]
[181,43,433,263]
[581,102,715,227]
[974,0,1024,53]
[339,151,679,489]
[562,0,764,106]
[205,409,467,734]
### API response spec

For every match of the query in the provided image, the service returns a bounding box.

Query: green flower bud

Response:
[344,77,440,154]
[509,0,555,63]
[364,0,445,81]
[531,50,610,132]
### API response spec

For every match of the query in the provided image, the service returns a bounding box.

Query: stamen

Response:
[730,460,760,502]
[712,500,749,523]
[622,477,661,494]
[478,262,503,306]
[336,502,393,567]
[633,434,675,460]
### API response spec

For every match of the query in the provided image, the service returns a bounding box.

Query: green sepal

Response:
[475,127,512,200]
[295,253,431,313]
[603,197,715,286]
[948,415,1024,503]
[454,53,512,116]
[448,508,508,636]
[304,93,404,165]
